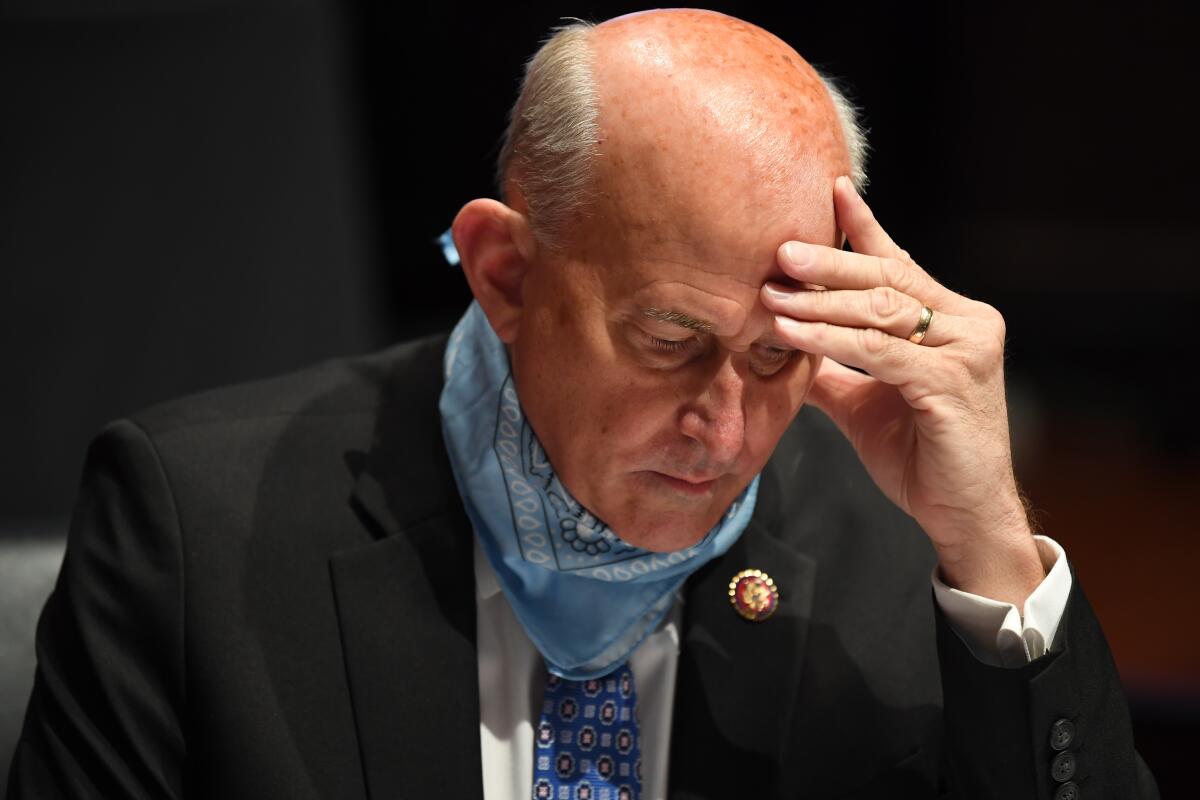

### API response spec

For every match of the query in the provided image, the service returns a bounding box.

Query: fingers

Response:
[762,178,1001,388]
[771,313,934,386]
[834,175,905,260]
[803,356,873,435]
[776,236,970,317]
[761,284,960,348]
[768,289,1005,390]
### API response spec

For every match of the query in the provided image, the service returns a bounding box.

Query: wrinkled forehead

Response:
[578,14,848,300]
[586,139,836,287]
[572,125,842,336]
[569,161,834,344]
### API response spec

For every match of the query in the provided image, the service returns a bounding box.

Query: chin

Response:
[607,495,727,554]
[581,471,745,553]
[616,520,711,553]
[600,472,748,554]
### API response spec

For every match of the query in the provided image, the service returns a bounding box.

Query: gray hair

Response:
[495,18,871,255]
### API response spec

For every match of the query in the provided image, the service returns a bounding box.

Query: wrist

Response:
[936,530,1045,608]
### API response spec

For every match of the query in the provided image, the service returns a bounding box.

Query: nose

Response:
[678,353,746,468]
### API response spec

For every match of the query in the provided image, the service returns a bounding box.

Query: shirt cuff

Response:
[930,534,1072,668]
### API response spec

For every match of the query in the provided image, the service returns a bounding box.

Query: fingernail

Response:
[783,241,814,268]
[762,282,791,301]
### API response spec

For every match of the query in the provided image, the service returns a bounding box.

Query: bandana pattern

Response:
[439,299,760,679]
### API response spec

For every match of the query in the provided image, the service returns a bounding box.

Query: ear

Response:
[451,198,537,344]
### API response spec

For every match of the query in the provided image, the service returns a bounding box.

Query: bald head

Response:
[591,9,850,192]
[585,10,851,257]
[496,9,865,255]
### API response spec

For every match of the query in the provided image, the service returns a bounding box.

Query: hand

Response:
[760,176,1045,604]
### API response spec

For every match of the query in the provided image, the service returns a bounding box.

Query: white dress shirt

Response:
[475,533,1071,800]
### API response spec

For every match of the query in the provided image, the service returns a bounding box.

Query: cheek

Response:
[513,289,661,458]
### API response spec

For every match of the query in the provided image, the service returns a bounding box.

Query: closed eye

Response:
[640,329,702,354]
[754,344,794,361]
[637,328,799,374]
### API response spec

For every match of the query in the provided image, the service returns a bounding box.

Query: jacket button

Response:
[1050,718,1076,751]
[1051,751,1077,782]
[1054,780,1080,800]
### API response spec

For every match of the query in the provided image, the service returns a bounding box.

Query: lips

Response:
[664,473,722,484]
[648,471,720,495]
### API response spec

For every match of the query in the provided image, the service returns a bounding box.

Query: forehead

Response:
[574,19,847,331]
[571,140,839,338]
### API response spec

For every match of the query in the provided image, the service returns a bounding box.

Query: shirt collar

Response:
[473,532,502,601]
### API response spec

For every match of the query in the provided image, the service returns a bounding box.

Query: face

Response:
[508,163,845,554]
[505,10,850,552]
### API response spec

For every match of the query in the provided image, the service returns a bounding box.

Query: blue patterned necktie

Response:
[533,662,642,800]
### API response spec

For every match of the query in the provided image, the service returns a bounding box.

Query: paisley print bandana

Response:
[438,299,760,679]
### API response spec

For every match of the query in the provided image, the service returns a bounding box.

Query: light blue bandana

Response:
[438,299,760,679]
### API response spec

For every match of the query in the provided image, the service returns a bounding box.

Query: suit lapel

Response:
[327,332,824,800]
[668,462,818,800]
[329,333,485,800]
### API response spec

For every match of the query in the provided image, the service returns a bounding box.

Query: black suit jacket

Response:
[7,330,1159,799]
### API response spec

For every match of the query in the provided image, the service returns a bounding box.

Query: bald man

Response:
[8,9,1158,800]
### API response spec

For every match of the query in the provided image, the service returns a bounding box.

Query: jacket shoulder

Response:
[127,331,450,437]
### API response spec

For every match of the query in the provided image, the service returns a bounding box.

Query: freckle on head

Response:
[589,8,851,222]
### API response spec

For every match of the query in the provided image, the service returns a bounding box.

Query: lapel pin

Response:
[729,568,779,621]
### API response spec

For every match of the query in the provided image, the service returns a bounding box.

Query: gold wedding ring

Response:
[907,306,934,344]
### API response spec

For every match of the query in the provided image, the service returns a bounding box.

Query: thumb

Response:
[806,357,874,439]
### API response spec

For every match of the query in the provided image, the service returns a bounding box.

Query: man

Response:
[8,8,1158,800]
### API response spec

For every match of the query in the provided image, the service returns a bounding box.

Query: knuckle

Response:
[858,325,892,356]
[879,256,912,292]
[962,330,1005,375]
[975,302,1008,346]
[963,346,1000,381]
[831,247,851,275]
[987,305,1007,334]
[808,287,831,312]
[974,300,1004,322]
[869,286,903,323]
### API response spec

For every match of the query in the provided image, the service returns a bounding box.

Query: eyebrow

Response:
[640,306,716,334]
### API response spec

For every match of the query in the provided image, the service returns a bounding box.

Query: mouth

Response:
[647,471,719,496]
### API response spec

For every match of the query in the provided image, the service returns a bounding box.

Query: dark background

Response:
[1,0,1196,794]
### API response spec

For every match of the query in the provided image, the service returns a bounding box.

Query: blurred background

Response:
[1,0,1196,794]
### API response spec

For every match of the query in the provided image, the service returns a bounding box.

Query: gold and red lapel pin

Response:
[728,568,779,621]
